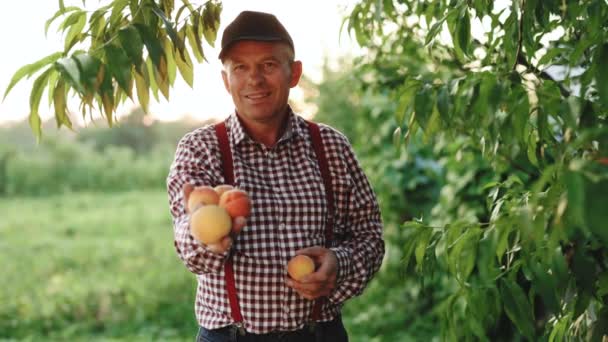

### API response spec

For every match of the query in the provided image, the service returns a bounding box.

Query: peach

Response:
[214,184,234,197]
[190,205,232,244]
[219,189,251,218]
[287,255,316,281]
[187,186,220,213]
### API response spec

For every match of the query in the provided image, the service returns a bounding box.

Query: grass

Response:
[0,190,197,341]
[0,190,411,341]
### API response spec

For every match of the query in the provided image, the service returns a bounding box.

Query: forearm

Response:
[173,215,229,274]
[328,215,385,305]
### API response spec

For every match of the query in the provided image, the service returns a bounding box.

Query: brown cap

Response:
[218,11,294,60]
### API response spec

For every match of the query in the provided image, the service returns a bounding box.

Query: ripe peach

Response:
[219,189,251,218]
[190,205,232,244]
[187,186,220,213]
[287,255,316,281]
[214,184,234,197]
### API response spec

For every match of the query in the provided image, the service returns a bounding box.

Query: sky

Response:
[0,1,361,126]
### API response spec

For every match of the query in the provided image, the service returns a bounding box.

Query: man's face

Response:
[221,41,302,126]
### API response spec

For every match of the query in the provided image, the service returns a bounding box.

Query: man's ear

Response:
[289,61,303,88]
[221,70,231,93]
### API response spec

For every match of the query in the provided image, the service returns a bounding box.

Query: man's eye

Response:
[234,65,245,71]
[263,62,276,70]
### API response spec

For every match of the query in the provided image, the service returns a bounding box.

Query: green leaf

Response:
[494,223,512,261]
[134,71,149,114]
[548,313,572,342]
[437,85,450,122]
[596,43,608,107]
[456,10,471,57]
[538,48,565,66]
[185,23,204,63]
[530,260,559,314]
[584,177,608,245]
[414,228,432,270]
[392,126,402,149]
[109,0,129,27]
[144,57,160,102]
[425,17,445,46]
[448,227,480,282]
[64,11,86,52]
[53,79,72,129]
[395,79,420,126]
[202,1,221,47]
[45,6,80,35]
[414,84,435,132]
[118,26,144,70]
[73,53,101,92]
[55,57,84,93]
[134,23,165,71]
[503,11,518,69]
[500,278,535,340]
[175,47,194,88]
[104,44,133,97]
[564,170,586,227]
[3,52,64,100]
[162,37,177,86]
[29,68,53,142]
[151,5,183,51]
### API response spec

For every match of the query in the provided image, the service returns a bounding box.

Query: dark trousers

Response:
[195,316,348,342]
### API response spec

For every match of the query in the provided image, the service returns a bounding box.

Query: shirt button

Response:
[283,306,290,313]
[279,222,286,229]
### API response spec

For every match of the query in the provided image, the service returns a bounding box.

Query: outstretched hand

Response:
[183,183,247,254]
[285,246,338,300]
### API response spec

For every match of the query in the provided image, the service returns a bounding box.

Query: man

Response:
[166,10,384,342]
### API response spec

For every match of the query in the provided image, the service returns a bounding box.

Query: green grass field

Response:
[0,190,405,341]
[0,190,197,341]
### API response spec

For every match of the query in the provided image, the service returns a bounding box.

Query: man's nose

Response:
[247,66,264,85]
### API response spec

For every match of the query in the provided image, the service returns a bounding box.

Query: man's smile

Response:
[245,92,271,100]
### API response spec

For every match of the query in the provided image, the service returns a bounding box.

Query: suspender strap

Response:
[213,120,334,326]
[306,121,334,322]
[214,122,243,324]
[307,121,334,245]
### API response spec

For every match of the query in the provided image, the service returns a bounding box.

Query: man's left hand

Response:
[285,246,338,300]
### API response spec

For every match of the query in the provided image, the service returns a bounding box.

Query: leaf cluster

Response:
[4,0,221,141]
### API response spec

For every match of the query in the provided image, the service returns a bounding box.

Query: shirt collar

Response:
[226,106,303,147]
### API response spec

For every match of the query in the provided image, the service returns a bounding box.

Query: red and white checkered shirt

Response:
[166,110,384,334]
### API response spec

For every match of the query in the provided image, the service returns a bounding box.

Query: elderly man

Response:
[167,10,385,342]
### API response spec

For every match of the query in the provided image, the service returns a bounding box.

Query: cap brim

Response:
[218,36,286,59]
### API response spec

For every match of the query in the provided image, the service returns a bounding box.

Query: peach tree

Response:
[4,0,221,141]
[344,0,607,340]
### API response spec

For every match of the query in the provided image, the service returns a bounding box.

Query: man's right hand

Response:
[205,216,246,254]
[183,183,248,254]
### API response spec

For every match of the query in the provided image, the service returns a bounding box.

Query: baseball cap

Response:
[218,11,294,60]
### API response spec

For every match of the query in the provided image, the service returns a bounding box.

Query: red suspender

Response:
[214,122,243,324]
[213,120,334,326]
[306,120,334,322]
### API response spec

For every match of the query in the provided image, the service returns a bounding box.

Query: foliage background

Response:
[2,0,607,341]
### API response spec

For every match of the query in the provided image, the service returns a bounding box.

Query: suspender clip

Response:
[235,322,246,336]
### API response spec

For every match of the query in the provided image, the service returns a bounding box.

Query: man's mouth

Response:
[245,92,271,100]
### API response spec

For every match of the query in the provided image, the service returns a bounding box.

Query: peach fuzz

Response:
[190,205,232,244]
[219,189,251,218]
[187,186,220,213]
[287,255,316,281]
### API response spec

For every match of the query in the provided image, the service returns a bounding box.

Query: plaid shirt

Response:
[166,110,384,334]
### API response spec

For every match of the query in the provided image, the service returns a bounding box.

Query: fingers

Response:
[183,183,194,209]
[231,216,247,235]
[206,236,233,254]
[295,246,326,258]
[285,277,335,299]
